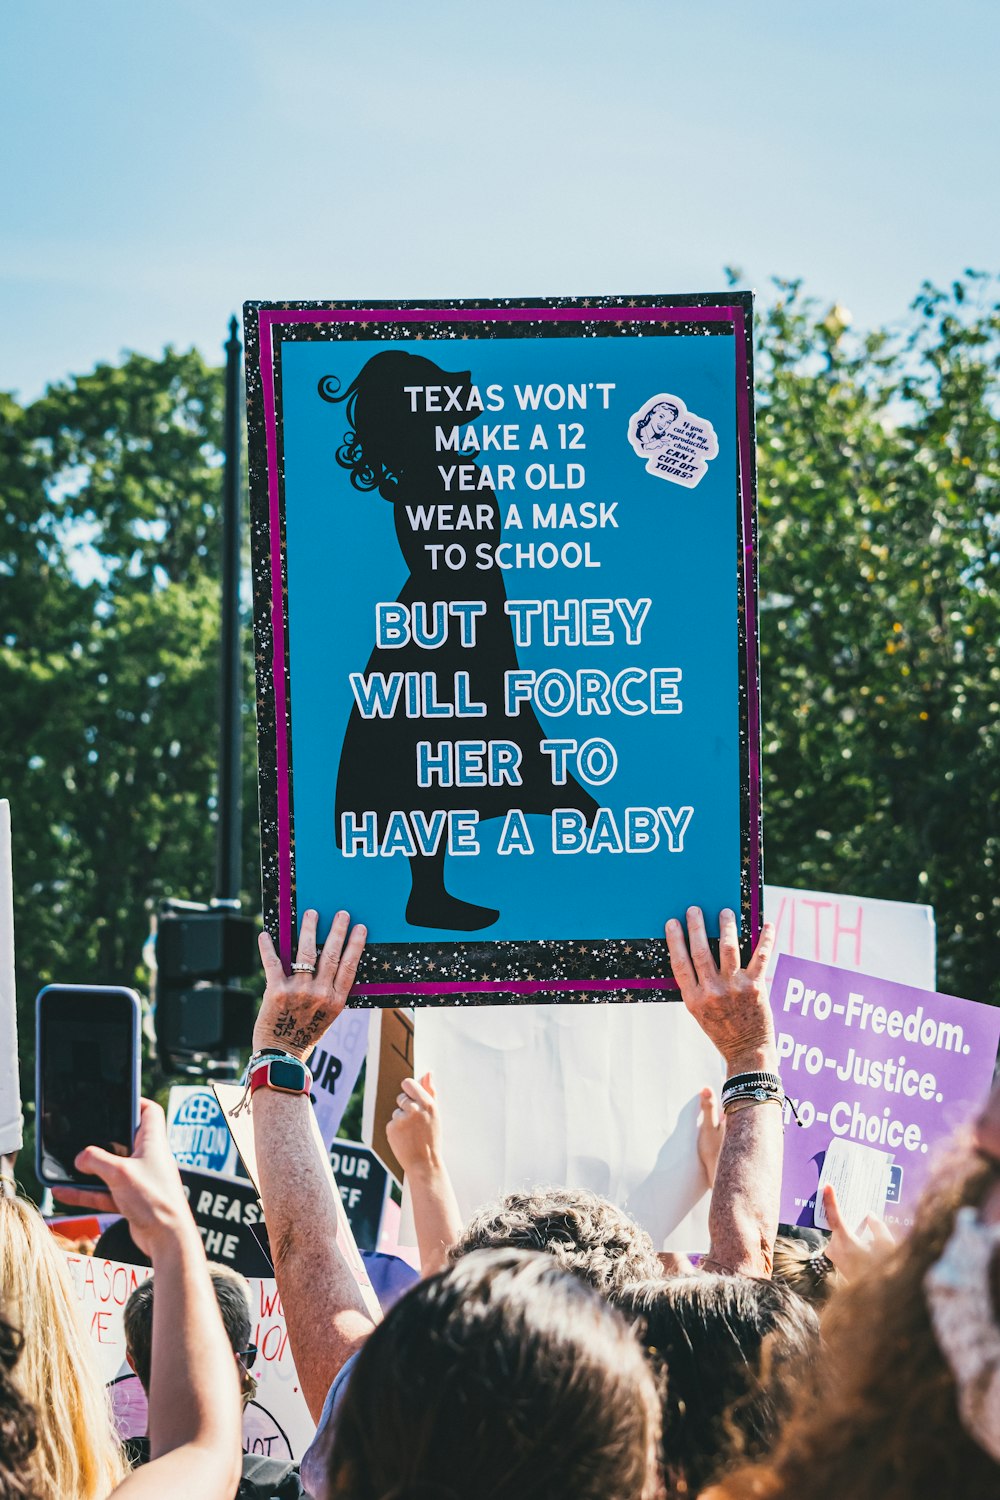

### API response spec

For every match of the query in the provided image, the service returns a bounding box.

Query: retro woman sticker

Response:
[627,392,719,488]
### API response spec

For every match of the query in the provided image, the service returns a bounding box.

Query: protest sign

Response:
[246,293,760,1001]
[411,884,936,1252]
[415,1001,724,1252]
[773,954,1000,1230]
[166,1086,241,1175]
[64,1252,315,1459]
[362,1006,414,1184]
[179,1167,272,1276]
[0,801,23,1157]
[330,1138,388,1252]
[213,1081,384,1321]
[310,1004,370,1149]
[763,883,935,989]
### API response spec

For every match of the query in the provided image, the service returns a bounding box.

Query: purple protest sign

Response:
[773,954,1000,1231]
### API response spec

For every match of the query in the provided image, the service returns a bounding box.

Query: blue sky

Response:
[2,0,997,399]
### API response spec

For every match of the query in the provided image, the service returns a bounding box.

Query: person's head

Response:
[0,1307,41,1500]
[711,1139,1000,1500]
[636,401,680,449]
[771,1234,840,1308]
[326,1248,661,1500]
[124,1262,257,1406]
[615,1273,820,1497]
[449,1185,663,1295]
[0,1196,128,1499]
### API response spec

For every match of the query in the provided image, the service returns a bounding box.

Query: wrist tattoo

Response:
[272,1008,327,1050]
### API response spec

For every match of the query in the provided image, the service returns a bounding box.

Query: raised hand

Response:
[665,906,777,1073]
[696,1086,725,1187]
[55,1099,194,1258]
[255,907,367,1061]
[387,1073,445,1180]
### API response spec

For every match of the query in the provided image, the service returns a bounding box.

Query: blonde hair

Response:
[770,1235,840,1308]
[0,1197,129,1499]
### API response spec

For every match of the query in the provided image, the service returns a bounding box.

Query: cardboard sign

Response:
[166,1086,241,1175]
[330,1138,388,1252]
[0,801,23,1156]
[774,955,1000,1230]
[764,883,935,989]
[362,1007,414,1184]
[310,1005,370,1149]
[245,294,761,1001]
[179,1167,272,1276]
[64,1252,316,1459]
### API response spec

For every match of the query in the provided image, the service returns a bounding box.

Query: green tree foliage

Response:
[755,273,999,1002]
[0,349,259,1182]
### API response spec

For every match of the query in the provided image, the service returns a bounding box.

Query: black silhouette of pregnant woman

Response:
[321,349,597,932]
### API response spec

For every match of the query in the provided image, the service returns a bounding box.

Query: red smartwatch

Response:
[248,1055,312,1099]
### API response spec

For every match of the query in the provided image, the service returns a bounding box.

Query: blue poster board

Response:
[245,295,760,1003]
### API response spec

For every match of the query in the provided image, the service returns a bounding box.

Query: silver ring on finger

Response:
[291,961,317,975]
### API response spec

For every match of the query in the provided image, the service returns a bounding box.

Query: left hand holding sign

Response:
[255,908,367,1061]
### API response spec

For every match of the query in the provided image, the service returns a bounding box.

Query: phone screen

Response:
[37,987,138,1186]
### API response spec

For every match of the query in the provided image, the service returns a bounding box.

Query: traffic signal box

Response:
[153,904,260,1070]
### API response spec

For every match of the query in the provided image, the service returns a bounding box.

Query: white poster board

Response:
[63,1251,315,1460]
[763,883,935,989]
[416,886,936,1253]
[416,1003,723,1252]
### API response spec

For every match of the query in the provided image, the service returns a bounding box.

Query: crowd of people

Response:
[2,903,999,1498]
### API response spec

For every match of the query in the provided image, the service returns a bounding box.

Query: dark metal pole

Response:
[216,316,243,902]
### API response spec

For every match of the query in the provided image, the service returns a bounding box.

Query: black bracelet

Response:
[721,1073,782,1109]
[722,1070,782,1097]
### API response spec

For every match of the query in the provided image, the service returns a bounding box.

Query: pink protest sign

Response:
[773,954,1000,1231]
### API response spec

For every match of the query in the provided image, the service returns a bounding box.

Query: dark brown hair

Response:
[615,1274,820,1497]
[327,1248,661,1500]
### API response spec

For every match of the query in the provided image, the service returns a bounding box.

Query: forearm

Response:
[703,1047,783,1278]
[254,1088,377,1418]
[146,1220,242,1477]
[408,1160,464,1276]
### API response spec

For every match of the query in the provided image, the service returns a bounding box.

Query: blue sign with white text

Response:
[246,296,760,1000]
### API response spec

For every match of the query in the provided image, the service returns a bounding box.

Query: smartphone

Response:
[35,984,141,1190]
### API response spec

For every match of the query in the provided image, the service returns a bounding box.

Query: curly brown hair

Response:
[0,1310,41,1500]
[708,1137,1000,1500]
[449,1187,663,1296]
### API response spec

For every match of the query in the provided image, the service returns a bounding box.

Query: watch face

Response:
[269,1057,307,1091]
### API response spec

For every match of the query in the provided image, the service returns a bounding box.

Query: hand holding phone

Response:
[54,1099,195,1258]
[35,983,141,1189]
